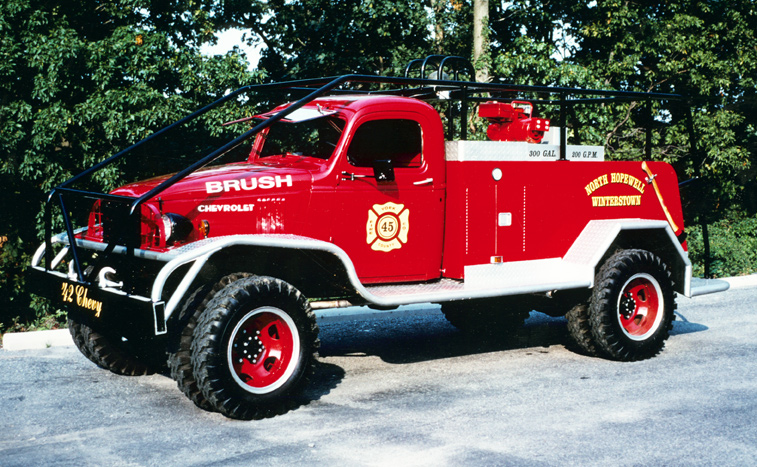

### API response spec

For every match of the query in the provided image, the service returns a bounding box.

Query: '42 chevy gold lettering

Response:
[61,283,103,317]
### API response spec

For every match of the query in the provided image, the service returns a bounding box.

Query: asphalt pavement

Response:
[1,282,756,466]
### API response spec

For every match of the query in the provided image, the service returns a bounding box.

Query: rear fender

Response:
[564,219,691,296]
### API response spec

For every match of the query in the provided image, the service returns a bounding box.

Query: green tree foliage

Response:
[687,213,757,278]
[0,0,257,330]
[481,1,756,226]
[571,1,757,223]
[217,0,433,79]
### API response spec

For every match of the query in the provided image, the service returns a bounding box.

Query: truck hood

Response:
[111,162,313,201]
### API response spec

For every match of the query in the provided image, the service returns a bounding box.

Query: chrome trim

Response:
[151,235,357,319]
[147,234,543,311]
[72,238,174,261]
[310,300,354,309]
[31,229,175,267]
[31,228,86,268]
[32,243,47,267]
[51,246,70,270]
[151,221,694,321]
[153,301,167,335]
[161,254,210,321]
[97,267,123,289]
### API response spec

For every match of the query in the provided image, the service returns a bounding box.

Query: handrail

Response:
[130,74,354,214]
[48,73,685,198]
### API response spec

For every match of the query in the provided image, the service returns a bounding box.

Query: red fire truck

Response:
[29,56,728,419]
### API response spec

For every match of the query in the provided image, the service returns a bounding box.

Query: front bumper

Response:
[27,267,166,339]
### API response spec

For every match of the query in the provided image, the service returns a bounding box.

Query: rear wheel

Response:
[441,298,530,337]
[589,249,676,361]
[565,303,598,356]
[191,276,319,419]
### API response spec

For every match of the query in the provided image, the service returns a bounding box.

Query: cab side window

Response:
[347,119,422,168]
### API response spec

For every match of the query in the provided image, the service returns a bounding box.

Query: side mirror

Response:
[373,159,395,182]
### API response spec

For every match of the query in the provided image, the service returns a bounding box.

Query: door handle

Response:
[413,178,433,186]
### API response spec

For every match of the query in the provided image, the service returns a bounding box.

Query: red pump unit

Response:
[479,100,550,143]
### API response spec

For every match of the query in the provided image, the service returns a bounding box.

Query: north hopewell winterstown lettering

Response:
[585,172,646,196]
[591,195,642,207]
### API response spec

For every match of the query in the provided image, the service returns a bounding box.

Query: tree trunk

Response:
[473,0,489,82]
[431,0,444,53]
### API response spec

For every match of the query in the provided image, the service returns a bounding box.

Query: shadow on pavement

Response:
[670,311,709,335]
[318,312,572,365]
[317,308,710,366]
[301,361,346,403]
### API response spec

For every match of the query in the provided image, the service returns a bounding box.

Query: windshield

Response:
[253,116,345,160]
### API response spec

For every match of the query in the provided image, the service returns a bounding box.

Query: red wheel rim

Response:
[617,273,664,341]
[227,307,300,394]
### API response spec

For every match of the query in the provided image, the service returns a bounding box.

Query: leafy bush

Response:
[687,214,757,278]
[0,0,255,338]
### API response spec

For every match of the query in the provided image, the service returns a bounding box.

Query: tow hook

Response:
[98,267,124,289]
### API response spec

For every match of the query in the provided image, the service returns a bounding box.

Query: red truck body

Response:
[81,96,684,285]
[443,159,683,278]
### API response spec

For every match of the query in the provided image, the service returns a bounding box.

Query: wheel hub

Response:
[620,292,636,320]
[237,330,265,364]
[617,273,663,341]
[227,307,300,394]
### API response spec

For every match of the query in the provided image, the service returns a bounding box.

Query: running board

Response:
[463,258,593,292]
[363,257,592,305]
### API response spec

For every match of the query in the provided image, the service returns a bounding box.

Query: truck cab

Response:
[93,96,447,283]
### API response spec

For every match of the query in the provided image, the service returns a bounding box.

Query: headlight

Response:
[161,213,193,244]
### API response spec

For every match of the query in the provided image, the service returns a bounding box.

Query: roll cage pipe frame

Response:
[44,60,691,283]
[404,55,475,140]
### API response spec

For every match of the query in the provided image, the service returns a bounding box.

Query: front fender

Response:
[153,234,365,321]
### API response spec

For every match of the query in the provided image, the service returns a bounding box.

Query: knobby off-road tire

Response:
[589,249,676,361]
[168,272,251,411]
[68,318,161,376]
[68,318,96,363]
[565,303,599,356]
[441,298,530,337]
[191,276,319,419]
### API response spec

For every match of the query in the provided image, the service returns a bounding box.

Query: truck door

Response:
[332,113,445,284]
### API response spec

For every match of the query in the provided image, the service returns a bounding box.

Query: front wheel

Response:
[168,272,251,411]
[68,318,162,376]
[589,249,676,361]
[191,276,319,419]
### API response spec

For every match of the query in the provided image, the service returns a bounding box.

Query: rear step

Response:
[689,278,730,297]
